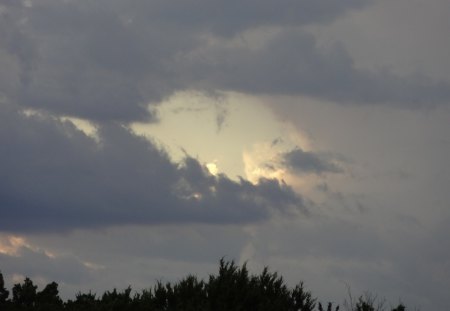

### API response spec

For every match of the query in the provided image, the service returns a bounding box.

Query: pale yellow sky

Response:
[56,92,337,202]
[131,91,311,183]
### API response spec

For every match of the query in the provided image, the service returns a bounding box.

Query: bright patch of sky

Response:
[131,91,311,182]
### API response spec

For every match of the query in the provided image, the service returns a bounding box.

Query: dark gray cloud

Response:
[6,0,449,124]
[0,0,371,122]
[121,0,370,37]
[0,102,304,233]
[187,30,450,108]
[283,147,342,175]
[0,1,191,121]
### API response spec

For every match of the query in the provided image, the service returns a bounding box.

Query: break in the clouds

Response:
[0,0,371,233]
[0,102,304,233]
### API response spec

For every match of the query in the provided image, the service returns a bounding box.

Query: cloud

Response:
[0,236,93,286]
[0,1,449,309]
[0,102,304,233]
[283,147,343,175]
[187,30,450,108]
[125,0,370,37]
[0,0,371,123]
[0,0,187,121]
[5,0,449,125]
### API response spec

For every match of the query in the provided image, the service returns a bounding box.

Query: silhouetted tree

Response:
[291,282,316,311]
[0,260,414,311]
[354,293,385,311]
[391,304,406,311]
[0,271,9,304]
[0,271,10,311]
[12,277,37,309]
[99,287,132,311]
[65,291,98,311]
[152,281,169,311]
[132,289,154,311]
[254,267,292,310]
[319,302,340,311]
[36,282,63,311]
[207,259,254,311]
[171,275,207,311]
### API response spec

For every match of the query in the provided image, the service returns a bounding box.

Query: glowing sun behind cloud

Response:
[243,142,287,184]
[131,91,312,187]
[206,162,219,176]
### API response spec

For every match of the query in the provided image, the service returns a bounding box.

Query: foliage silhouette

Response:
[291,282,316,311]
[12,277,38,309]
[65,291,98,311]
[318,302,339,311]
[35,281,64,311]
[391,304,406,311]
[0,271,10,304]
[0,260,413,311]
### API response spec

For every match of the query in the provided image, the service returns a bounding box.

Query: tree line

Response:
[0,259,408,311]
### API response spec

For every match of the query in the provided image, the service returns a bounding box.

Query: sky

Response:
[1,0,450,309]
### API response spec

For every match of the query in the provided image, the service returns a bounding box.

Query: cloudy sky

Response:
[1,0,450,309]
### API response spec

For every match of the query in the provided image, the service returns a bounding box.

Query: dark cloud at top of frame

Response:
[2,0,449,125]
[0,0,378,123]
